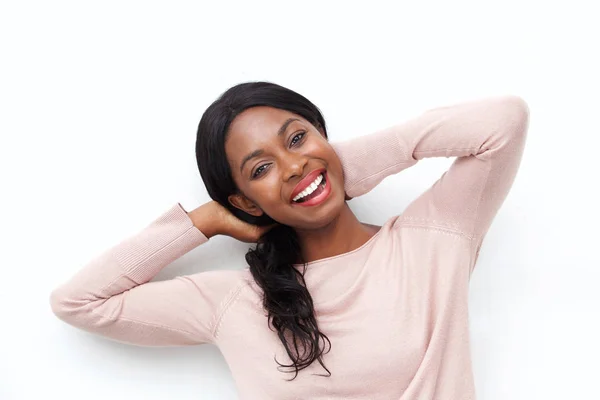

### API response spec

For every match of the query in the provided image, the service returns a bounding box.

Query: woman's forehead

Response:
[229,106,301,135]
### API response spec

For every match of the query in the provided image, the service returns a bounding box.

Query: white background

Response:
[1,1,599,399]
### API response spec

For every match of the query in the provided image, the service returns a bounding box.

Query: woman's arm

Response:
[332,94,530,251]
[49,203,242,346]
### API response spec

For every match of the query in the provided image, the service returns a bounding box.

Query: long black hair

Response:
[195,81,332,380]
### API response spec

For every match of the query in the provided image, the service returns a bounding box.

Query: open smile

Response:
[290,171,331,207]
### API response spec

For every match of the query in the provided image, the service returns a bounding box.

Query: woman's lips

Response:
[292,171,331,207]
[289,168,326,203]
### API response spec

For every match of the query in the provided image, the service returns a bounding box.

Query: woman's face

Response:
[225,106,345,230]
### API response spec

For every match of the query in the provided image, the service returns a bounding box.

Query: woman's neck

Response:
[294,203,379,264]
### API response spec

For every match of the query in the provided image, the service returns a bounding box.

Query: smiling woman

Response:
[50,81,530,399]
[195,82,354,380]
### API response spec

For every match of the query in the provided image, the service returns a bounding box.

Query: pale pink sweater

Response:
[50,95,530,399]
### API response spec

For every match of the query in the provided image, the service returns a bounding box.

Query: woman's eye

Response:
[252,164,269,178]
[290,131,306,146]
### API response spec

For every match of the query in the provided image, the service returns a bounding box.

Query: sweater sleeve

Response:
[331,95,530,251]
[49,203,241,346]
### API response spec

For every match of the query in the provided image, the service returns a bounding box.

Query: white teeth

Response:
[293,173,324,202]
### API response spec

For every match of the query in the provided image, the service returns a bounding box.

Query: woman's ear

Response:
[228,193,264,217]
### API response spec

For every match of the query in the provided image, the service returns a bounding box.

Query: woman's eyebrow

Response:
[239,118,300,173]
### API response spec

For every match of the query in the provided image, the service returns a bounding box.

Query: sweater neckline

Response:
[292,223,385,269]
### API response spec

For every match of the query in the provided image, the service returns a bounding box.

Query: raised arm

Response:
[49,203,242,346]
[331,95,530,251]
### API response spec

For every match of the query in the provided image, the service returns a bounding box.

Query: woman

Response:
[50,81,530,399]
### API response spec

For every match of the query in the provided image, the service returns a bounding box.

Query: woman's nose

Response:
[282,153,307,181]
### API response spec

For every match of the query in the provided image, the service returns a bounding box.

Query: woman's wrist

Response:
[187,201,221,239]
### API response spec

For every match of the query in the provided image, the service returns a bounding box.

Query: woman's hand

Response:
[214,201,278,243]
[188,201,277,243]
